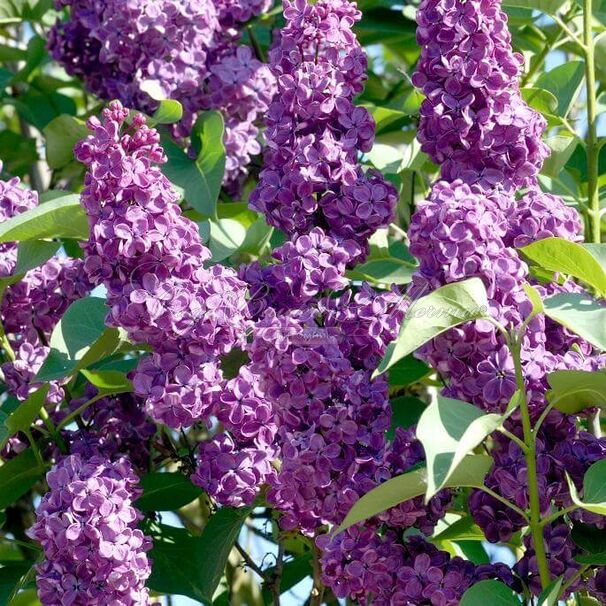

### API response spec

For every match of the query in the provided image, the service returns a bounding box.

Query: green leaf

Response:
[583,243,606,271]
[0,564,31,606]
[431,516,485,543]
[366,131,427,174]
[14,240,61,276]
[571,522,606,554]
[544,294,606,352]
[577,597,601,606]
[149,100,183,126]
[535,62,585,118]
[541,136,579,178]
[522,283,544,316]
[0,385,49,449]
[0,449,46,509]
[361,103,409,133]
[0,0,50,22]
[355,7,416,46]
[149,507,251,603]
[566,459,606,516]
[207,218,247,263]
[388,355,430,386]
[460,580,522,606]
[136,472,203,512]
[521,87,558,116]
[537,577,563,606]
[0,512,5,528]
[334,455,492,534]
[36,298,120,381]
[347,258,415,285]
[0,131,38,178]
[547,369,606,414]
[417,395,503,499]
[455,540,490,564]
[374,278,489,377]
[79,370,133,395]
[43,115,88,170]
[161,111,225,218]
[502,0,566,14]
[0,192,87,242]
[387,396,426,439]
[520,237,606,297]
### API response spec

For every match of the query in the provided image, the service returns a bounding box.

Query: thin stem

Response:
[57,393,105,431]
[310,545,325,606]
[478,486,529,521]
[269,542,285,606]
[560,564,590,596]
[23,430,43,467]
[584,0,600,245]
[511,337,551,590]
[39,407,67,453]
[234,541,268,581]
[540,504,578,527]
[552,15,586,50]
[497,427,530,454]
[0,322,15,362]
[533,402,554,434]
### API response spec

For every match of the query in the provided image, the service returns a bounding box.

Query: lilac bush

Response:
[0,0,605,603]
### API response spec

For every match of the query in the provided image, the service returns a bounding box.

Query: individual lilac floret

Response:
[76,102,249,428]
[413,0,549,189]
[250,0,396,257]
[28,454,152,605]
[0,163,38,277]
[240,227,359,317]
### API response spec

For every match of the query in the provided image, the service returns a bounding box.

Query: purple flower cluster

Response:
[49,0,275,191]
[0,163,37,277]
[318,530,513,605]
[192,365,278,507]
[28,454,152,605]
[413,0,549,189]
[249,0,397,260]
[76,102,250,428]
[0,168,93,407]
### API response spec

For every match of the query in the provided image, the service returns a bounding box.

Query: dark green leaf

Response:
[0,449,46,509]
[0,131,38,178]
[161,111,225,217]
[335,455,492,534]
[455,541,490,564]
[417,396,503,499]
[388,355,430,386]
[571,522,606,554]
[460,580,522,605]
[149,507,251,603]
[0,385,49,449]
[547,369,606,414]
[136,472,203,512]
[374,278,489,376]
[347,258,415,285]
[387,396,426,439]
[542,136,580,178]
[262,554,313,601]
[521,87,558,116]
[0,564,31,606]
[43,115,88,170]
[355,8,416,46]
[0,192,87,242]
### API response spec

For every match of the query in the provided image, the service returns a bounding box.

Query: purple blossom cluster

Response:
[249,0,397,260]
[318,530,513,605]
[28,454,152,605]
[76,102,250,428]
[413,0,549,189]
[0,168,93,407]
[49,0,275,191]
